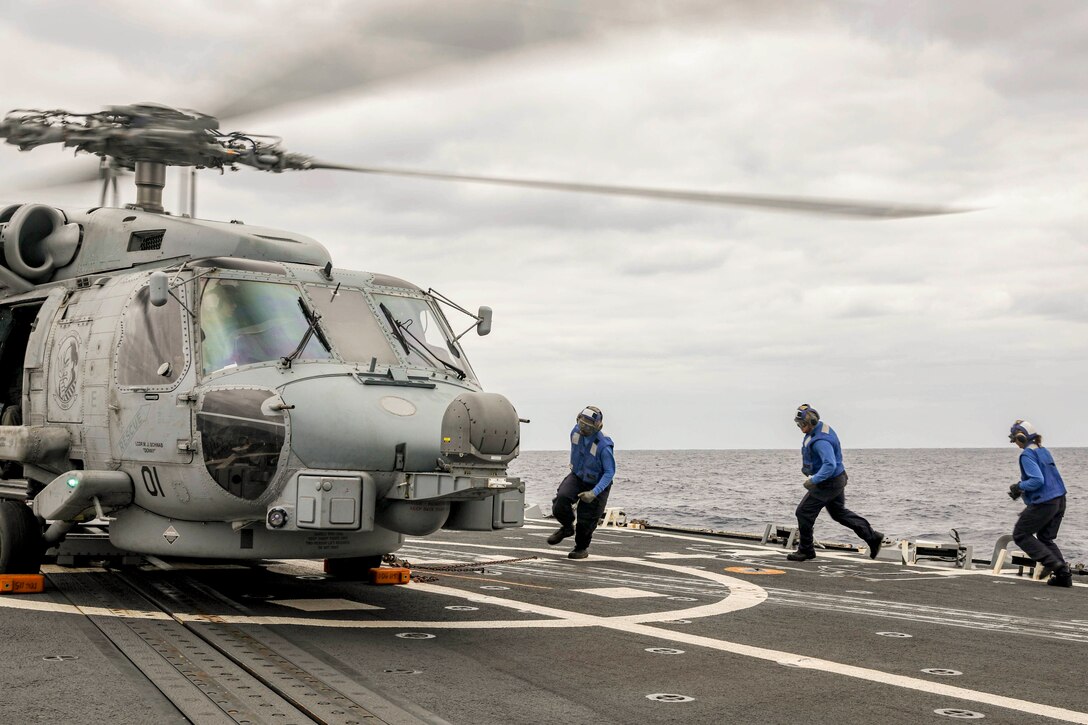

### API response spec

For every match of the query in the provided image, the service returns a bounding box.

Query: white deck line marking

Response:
[271,598,383,612]
[572,587,668,599]
[396,543,768,622]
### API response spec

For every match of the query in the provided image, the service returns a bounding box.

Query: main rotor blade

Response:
[207,1,727,121]
[308,162,968,219]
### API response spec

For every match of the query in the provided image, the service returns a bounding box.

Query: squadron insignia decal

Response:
[53,334,81,410]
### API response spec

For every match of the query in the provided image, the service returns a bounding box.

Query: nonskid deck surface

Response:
[1,521,1085,725]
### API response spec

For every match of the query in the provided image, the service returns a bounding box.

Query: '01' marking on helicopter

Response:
[141,466,165,497]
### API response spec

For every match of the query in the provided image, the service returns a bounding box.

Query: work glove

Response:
[1008,483,1023,501]
[803,477,817,492]
[578,490,597,504]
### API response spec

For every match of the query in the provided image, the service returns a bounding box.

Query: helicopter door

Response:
[111,281,194,464]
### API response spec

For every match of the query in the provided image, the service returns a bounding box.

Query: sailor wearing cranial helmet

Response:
[1007,420,1073,587]
[546,406,616,560]
[788,403,884,562]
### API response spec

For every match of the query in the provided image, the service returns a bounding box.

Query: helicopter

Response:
[0,102,960,576]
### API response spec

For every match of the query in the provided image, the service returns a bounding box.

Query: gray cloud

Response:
[3,2,1087,448]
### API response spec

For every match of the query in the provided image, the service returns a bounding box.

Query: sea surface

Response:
[509,448,1088,565]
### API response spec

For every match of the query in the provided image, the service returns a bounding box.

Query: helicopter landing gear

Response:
[0,500,44,574]
[322,555,384,580]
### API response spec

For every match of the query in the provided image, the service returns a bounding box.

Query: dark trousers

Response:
[552,473,611,550]
[1013,495,1067,570]
[794,472,877,553]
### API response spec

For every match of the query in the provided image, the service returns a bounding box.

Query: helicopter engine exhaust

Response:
[0,203,80,282]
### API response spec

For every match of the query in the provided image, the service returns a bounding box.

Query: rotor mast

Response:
[134,161,166,214]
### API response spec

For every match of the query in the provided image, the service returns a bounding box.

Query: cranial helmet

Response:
[577,406,603,435]
[794,403,819,428]
[1009,419,1039,444]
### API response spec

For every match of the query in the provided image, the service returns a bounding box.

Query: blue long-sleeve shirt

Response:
[591,446,616,497]
[809,439,838,484]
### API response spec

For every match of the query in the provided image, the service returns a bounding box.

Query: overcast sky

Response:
[2,1,1086,449]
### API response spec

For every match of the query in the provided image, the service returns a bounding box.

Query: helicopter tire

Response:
[0,500,44,574]
[323,555,384,580]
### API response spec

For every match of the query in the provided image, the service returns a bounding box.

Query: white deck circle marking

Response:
[646,693,694,702]
[935,708,986,719]
[395,632,435,640]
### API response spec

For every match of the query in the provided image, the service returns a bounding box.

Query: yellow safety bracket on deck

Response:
[369,567,411,585]
[0,574,45,593]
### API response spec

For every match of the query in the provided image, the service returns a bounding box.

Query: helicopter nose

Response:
[281,376,452,472]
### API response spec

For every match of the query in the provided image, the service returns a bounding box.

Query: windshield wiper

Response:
[399,321,467,380]
[379,302,410,354]
[281,297,330,368]
[380,304,466,380]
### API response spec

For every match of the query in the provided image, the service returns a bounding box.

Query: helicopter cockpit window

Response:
[371,293,475,380]
[304,285,398,367]
[199,279,332,375]
[117,285,187,388]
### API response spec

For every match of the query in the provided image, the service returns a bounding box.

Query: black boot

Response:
[1047,566,1074,588]
[865,533,884,560]
[568,548,588,560]
[787,549,816,562]
[547,527,574,545]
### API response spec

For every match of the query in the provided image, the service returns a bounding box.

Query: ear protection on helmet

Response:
[1009,419,1038,444]
[794,403,819,427]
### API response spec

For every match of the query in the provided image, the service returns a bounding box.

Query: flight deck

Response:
[1,515,1085,725]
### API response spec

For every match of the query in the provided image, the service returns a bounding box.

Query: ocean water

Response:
[509,448,1088,565]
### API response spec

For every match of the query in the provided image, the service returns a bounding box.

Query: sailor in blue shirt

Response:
[1007,420,1072,587]
[547,406,616,559]
[788,404,883,562]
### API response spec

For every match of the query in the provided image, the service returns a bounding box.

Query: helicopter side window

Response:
[371,293,475,380]
[197,388,285,500]
[199,278,332,375]
[117,285,187,387]
[304,285,398,366]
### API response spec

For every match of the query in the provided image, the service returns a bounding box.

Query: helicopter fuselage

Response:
[0,204,523,562]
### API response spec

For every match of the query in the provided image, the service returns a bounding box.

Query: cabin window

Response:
[304,285,398,367]
[199,279,332,375]
[117,286,187,387]
[196,388,285,500]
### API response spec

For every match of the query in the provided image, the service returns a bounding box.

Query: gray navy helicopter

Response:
[0,102,960,576]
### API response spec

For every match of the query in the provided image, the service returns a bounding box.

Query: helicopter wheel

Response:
[322,555,384,580]
[0,500,44,574]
